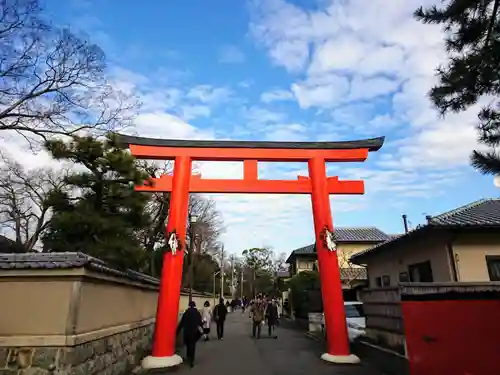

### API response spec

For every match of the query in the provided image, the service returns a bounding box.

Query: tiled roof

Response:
[291,243,315,256]
[286,227,390,261]
[277,270,291,278]
[428,198,500,226]
[0,236,25,254]
[387,234,403,239]
[333,227,390,242]
[0,252,159,286]
[350,198,500,262]
[340,267,367,280]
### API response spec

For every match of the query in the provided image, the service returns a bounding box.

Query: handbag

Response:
[196,325,203,341]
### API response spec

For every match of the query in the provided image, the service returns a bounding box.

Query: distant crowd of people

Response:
[247,294,280,339]
[176,294,281,367]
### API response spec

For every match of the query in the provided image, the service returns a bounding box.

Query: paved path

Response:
[171,311,382,375]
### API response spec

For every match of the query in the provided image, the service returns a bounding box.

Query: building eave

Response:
[350,224,500,264]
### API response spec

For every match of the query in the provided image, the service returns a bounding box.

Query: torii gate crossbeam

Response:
[116,134,384,369]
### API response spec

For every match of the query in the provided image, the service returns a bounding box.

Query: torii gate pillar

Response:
[309,157,358,363]
[142,156,192,368]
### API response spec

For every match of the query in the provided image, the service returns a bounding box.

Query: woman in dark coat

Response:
[265,299,279,338]
[177,301,203,367]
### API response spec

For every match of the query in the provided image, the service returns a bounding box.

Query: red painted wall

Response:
[402,299,500,375]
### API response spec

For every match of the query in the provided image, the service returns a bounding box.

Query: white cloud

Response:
[186,85,232,105]
[264,123,307,141]
[219,45,246,64]
[308,35,368,74]
[292,74,350,109]
[134,112,215,140]
[357,45,407,77]
[180,105,211,121]
[0,136,58,170]
[268,40,310,72]
[245,106,287,125]
[248,0,482,172]
[348,76,400,102]
[260,89,294,103]
[3,0,494,259]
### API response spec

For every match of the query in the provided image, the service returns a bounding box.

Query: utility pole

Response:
[240,272,244,299]
[220,245,225,298]
[188,215,198,303]
[230,255,235,299]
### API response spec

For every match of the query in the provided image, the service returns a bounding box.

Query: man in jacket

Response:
[213,298,228,340]
[177,301,203,367]
[251,297,265,339]
[265,299,279,338]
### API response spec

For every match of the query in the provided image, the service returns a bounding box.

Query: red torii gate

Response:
[116,134,384,368]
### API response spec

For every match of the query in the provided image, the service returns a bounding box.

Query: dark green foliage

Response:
[288,270,322,318]
[182,252,220,292]
[415,0,500,175]
[42,134,151,270]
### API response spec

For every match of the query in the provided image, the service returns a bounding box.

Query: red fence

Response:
[402,294,500,375]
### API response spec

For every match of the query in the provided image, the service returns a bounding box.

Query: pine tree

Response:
[415,0,500,175]
[42,134,151,270]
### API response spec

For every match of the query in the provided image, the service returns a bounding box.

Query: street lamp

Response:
[188,214,199,303]
[213,270,221,306]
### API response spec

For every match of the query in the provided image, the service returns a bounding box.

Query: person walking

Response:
[177,301,203,367]
[213,298,228,340]
[248,298,254,319]
[251,296,265,339]
[265,299,279,338]
[242,296,247,314]
[201,300,212,341]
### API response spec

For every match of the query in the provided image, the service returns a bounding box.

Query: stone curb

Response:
[304,332,324,342]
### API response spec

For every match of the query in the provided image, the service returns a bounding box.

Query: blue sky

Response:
[35,0,499,255]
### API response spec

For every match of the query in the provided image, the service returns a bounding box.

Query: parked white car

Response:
[322,301,366,342]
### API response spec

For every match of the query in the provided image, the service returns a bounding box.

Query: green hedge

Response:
[288,270,322,319]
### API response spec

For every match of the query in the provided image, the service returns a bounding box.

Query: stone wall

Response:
[0,324,154,375]
[0,253,219,375]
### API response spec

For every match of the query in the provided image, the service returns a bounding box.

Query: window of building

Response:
[399,272,409,282]
[408,260,434,282]
[375,277,382,287]
[344,304,365,318]
[297,260,314,270]
[486,256,500,281]
[381,275,391,286]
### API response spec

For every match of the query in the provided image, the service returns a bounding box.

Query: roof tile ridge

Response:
[430,199,489,222]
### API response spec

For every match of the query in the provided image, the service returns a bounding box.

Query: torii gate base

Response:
[117,135,384,368]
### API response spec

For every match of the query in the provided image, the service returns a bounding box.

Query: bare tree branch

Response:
[131,161,226,275]
[188,194,225,254]
[0,0,138,148]
[0,151,69,250]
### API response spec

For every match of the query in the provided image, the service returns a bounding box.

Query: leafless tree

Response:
[133,161,225,276]
[0,0,137,146]
[134,160,172,255]
[188,194,225,254]
[337,248,352,269]
[271,251,288,272]
[0,152,69,251]
[336,248,366,287]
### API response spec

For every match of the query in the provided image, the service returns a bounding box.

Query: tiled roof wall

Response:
[429,198,500,226]
[0,252,160,286]
[290,227,390,255]
[350,198,500,261]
